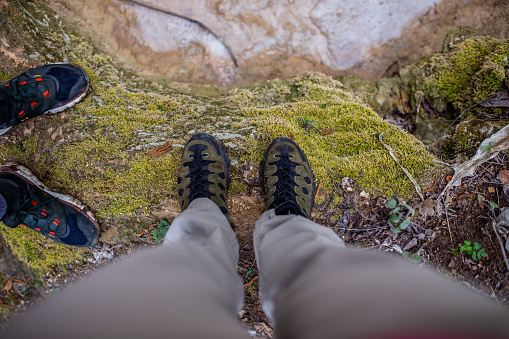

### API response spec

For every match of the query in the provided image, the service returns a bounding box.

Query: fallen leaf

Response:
[499,170,509,185]
[1,277,26,294]
[446,175,453,181]
[417,198,436,217]
[479,89,509,108]
[1,279,12,293]
[488,186,495,193]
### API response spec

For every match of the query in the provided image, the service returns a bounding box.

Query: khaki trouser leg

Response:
[5,198,248,339]
[254,209,509,339]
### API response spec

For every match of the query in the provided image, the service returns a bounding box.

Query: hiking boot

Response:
[261,137,314,218]
[177,133,230,216]
[0,163,99,247]
[0,63,90,135]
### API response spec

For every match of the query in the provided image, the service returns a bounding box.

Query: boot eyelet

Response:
[203,153,209,158]
[290,155,295,159]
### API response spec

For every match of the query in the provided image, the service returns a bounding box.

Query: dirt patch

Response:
[311,154,509,312]
[229,191,273,337]
[424,154,509,301]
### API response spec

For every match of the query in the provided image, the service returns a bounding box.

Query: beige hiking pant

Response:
[5,198,509,338]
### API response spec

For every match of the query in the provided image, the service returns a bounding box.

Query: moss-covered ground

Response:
[1,0,438,275]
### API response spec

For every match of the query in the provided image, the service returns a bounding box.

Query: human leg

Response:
[255,136,509,339]
[4,133,248,338]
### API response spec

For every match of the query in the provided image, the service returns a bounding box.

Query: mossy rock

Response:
[441,26,487,53]
[0,224,87,273]
[236,73,437,197]
[439,119,506,155]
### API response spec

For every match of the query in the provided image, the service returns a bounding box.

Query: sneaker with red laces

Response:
[0,163,99,247]
[0,63,90,135]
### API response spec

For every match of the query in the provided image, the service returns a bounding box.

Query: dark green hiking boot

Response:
[177,133,230,216]
[261,137,314,218]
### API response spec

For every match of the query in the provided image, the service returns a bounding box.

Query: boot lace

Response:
[183,147,216,201]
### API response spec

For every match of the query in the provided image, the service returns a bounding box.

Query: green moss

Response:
[440,119,506,155]
[0,224,86,273]
[240,74,437,198]
[424,37,505,110]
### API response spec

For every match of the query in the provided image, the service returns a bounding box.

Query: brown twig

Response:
[491,218,509,272]
[243,276,258,288]
[491,286,502,310]
[423,182,436,194]
[444,206,453,243]
[314,180,322,205]
[148,141,173,157]
[400,89,408,113]
[456,193,476,200]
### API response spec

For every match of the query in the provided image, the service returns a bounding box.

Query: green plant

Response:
[402,251,423,263]
[386,195,414,233]
[153,220,170,242]
[460,241,488,261]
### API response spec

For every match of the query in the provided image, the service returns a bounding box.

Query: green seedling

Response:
[153,220,170,242]
[296,117,320,130]
[386,195,414,233]
[460,241,488,261]
[402,251,423,263]
[304,93,327,108]
[489,201,499,209]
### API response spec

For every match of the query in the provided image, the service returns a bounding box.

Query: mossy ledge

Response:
[0,0,437,274]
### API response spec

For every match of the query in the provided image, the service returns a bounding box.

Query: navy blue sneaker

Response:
[0,63,89,135]
[0,163,99,247]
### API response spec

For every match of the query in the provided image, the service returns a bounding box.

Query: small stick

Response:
[314,180,322,205]
[491,286,502,310]
[444,205,453,242]
[491,219,509,272]
[379,132,424,201]
[423,182,436,194]
[243,276,258,288]
[456,193,476,200]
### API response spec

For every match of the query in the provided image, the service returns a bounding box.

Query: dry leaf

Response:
[479,89,509,108]
[417,198,436,217]
[1,279,12,293]
[1,277,26,294]
[499,170,509,185]
[488,187,496,193]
